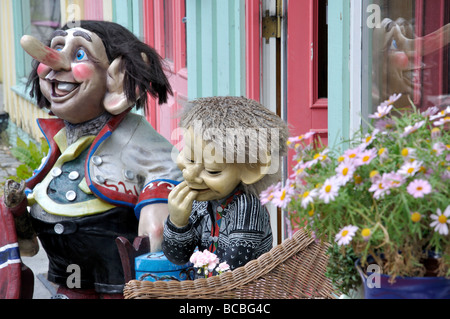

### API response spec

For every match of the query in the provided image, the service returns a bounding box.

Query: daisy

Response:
[411,212,421,223]
[384,93,402,105]
[260,182,281,205]
[383,172,405,188]
[406,179,432,198]
[306,149,330,168]
[355,148,377,166]
[398,160,422,177]
[343,146,364,163]
[369,175,390,199]
[433,116,450,127]
[361,129,380,148]
[400,120,425,137]
[300,189,318,209]
[377,147,389,162]
[361,228,372,241]
[335,225,358,246]
[369,104,393,119]
[286,132,316,147]
[421,106,440,117]
[431,142,446,156]
[429,106,450,121]
[318,177,340,204]
[401,147,416,160]
[430,206,450,235]
[335,160,356,185]
[375,118,395,131]
[272,181,295,209]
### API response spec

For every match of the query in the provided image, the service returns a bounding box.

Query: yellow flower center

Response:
[341,230,349,237]
[362,155,370,162]
[365,136,372,143]
[416,186,423,191]
[370,170,379,178]
[407,167,414,174]
[342,167,349,176]
[296,168,304,175]
[401,148,409,157]
[308,209,314,217]
[378,148,385,155]
[419,166,427,174]
[438,215,448,224]
[378,183,384,190]
[361,228,371,237]
[302,191,310,199]
[411,212,421,223]
[349,153,357,159]
[325,185,332,193]
[280,190,286,201]
[286,140,292,146]
[338,156,345,162]
[313,153,321,160]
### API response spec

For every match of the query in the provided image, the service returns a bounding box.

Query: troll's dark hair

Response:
[28,20,172,110]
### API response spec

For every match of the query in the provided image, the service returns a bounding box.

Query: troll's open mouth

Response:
[52,81,80,98]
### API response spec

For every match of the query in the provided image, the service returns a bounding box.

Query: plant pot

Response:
[355,257,450,299]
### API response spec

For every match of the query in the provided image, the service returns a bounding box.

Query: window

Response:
[363,0,450,114]
[29,0,61,43]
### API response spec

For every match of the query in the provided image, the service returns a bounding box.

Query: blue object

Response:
[356,257,450,299]
[135,251,194,282]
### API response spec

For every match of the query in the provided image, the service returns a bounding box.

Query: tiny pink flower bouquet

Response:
[190,250,230,278]
[262,95,449,279]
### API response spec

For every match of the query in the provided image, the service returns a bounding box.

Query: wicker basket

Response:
[124,229,335,299]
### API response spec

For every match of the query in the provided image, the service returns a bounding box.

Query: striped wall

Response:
[186,0,246,99]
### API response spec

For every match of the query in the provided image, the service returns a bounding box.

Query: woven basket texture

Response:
[124,229,335,299]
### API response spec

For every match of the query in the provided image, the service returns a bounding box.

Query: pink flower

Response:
[287,132,316,147]
[216,262,231,273]
[260,182,281,205]
[355,148,377,166]
[398,160,422,177]
[271,180,294,209]
[383,172,405,188]
[369,175,391,199]
[406,179,432,198]
[318,177,340,203]
[343,146,364,163]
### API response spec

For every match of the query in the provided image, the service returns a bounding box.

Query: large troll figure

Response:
[0,20,182,299]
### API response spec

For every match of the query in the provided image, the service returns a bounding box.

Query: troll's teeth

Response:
[57,82,77,92]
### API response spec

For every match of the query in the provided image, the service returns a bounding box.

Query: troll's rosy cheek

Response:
[37,63,50,78]
[72,63,94,82]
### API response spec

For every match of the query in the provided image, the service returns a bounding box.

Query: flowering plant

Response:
[190,250,231,278]
[262,95,450,283]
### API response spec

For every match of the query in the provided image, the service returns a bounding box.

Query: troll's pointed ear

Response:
[103,57,134,115]
[240,154,272,185]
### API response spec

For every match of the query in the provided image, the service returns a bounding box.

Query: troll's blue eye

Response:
[76,49,86,61]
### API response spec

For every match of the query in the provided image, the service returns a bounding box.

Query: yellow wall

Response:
[0,0,51,142]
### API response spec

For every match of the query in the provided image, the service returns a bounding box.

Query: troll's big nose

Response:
[20,35,71,71]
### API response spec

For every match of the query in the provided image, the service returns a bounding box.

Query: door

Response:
[286,0,328,154]
[143,0,188,145]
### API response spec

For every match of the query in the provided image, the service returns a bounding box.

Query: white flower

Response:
[430,206,450,236]
[361,129,380,148]
[429,106,450,121]
[335,225,358,246]
[401,120,425,137]
[318,177,340,203]
[433,116,450,127]
[355,148,377,166]
[300,189,318,209]
[398,160,422,177]
[335,160,356,185]
[369,174,391,199]
[369,104,393,119]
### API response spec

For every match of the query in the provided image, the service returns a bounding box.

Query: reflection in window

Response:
[29,0,61,42]
[364,0,450,114]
